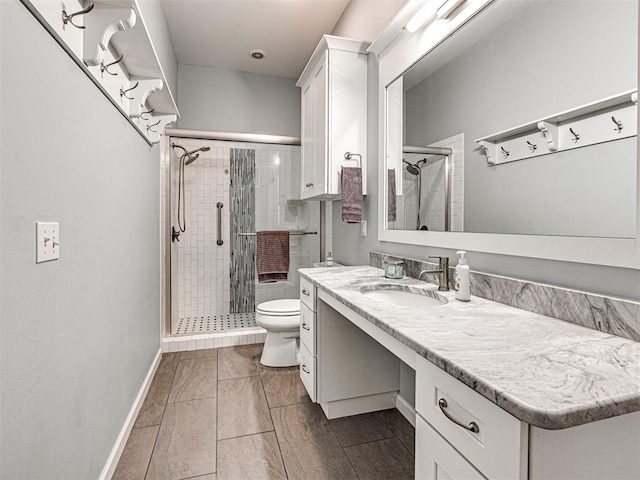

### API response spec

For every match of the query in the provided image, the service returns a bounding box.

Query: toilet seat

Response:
[256,299,300,316]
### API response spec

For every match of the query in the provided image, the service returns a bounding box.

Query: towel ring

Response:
[344,152,362,167]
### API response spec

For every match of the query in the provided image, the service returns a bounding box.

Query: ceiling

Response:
[160,0,353,80]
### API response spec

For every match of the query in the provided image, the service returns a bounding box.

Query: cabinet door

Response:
[300,54,327,200]
[311,56,327,198]
[301,80,316,199]
[416,416,486,480]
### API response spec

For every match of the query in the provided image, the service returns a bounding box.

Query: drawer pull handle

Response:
[438,398,480,433]
[301,364,310,374]
[301,288,310,296]
[301,322,310,330]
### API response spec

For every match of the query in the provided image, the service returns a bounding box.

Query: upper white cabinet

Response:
[296,36,369,200]
[21,0,179,145]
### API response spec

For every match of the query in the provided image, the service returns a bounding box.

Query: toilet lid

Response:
[256,299,300,315]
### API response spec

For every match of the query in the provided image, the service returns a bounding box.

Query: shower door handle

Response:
[216,202,224,246]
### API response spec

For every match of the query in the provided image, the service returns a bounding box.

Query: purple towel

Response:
[388,169,397,222]
[256,231,289,283]
[341,167,363,223]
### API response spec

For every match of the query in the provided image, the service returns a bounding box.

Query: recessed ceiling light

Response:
[250,49,266,60]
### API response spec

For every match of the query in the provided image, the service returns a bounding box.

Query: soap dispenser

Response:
[454,251,470,302]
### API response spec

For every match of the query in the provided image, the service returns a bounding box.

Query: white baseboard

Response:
[396,394,416,427]
[320,391,397,419]
[98,347,162,480]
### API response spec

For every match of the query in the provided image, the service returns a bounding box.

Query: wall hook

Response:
[101,54,123,76]
[62,2,94,29]
[120,81,139,100]
[526,141,537,153]
[140,108,154,120]
[611,116,623,133]
[570,127,580,143]
[146,119,161,133]
[500,146,510,159]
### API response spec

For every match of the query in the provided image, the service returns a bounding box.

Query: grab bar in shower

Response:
[216,202,223,246]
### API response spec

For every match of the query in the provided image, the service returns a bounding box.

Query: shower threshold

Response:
[172,312,258,336]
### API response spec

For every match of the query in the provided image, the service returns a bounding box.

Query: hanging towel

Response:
[256,231,290,283]
[388,169,397,222]
[341,167,363,223]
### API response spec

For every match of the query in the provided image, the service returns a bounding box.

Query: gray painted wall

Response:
[1,2,161,477]
[177,64,301,136]
[404,1,637,237]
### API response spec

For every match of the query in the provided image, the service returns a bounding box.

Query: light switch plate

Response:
[36,222,59,263]
[360,220,367,237]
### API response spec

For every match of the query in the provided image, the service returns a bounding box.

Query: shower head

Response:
[184,153,200,166]
[172,143,211,165]
[403,158,426,176]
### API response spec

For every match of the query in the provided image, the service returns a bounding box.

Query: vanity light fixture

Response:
[404,1,439,33]
[437,0,466,20]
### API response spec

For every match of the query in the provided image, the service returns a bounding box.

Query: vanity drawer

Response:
[416,415,487,480]
[300,342,316,402]
[416,356,527,480]
[300,277,316,311]
[300,302,315,354]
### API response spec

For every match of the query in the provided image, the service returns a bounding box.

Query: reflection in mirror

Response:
[385,0,637,238]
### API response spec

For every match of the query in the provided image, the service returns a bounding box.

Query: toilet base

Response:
[260,330,300,367]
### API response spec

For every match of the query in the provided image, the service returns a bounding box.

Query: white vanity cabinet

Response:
[415,355,640,480]
[299,278,317,401]
[296,35,369,200]
[299,281,401,418]
[416,356,528,480]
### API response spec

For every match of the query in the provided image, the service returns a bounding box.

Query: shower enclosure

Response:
[167,136,319,336]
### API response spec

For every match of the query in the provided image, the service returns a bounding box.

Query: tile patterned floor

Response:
[114,344,415,480]
[173,314,258,336]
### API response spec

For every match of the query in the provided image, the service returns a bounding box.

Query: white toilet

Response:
[255,299,301,367]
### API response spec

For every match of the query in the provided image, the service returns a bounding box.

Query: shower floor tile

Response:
[173,313,257,336]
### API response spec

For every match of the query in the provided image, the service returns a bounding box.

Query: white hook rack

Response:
[21,0,179,145]
[475,90,637,166]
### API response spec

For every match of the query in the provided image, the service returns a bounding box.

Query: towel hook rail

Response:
[101,54,124,76]
[344,152,362,167]
[120,81,139,100]
[62,2,94,29]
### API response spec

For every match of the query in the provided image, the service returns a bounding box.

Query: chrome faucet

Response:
[419,256,450,291]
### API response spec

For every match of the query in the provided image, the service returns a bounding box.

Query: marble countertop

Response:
[299,266,640,430]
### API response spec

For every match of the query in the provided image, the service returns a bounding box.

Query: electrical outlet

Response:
[36,222,60,263]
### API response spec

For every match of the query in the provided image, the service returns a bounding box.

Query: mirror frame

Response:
[374,0,640,269]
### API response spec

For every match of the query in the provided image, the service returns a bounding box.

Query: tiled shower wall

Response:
[170,138,319,329]
[171,139,232,322]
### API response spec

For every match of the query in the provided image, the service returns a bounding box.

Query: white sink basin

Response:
[360,285,448,308]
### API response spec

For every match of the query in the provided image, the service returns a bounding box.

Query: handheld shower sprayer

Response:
[171,143,212,240]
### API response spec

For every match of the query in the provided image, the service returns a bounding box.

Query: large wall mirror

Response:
[379,0,640,267]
